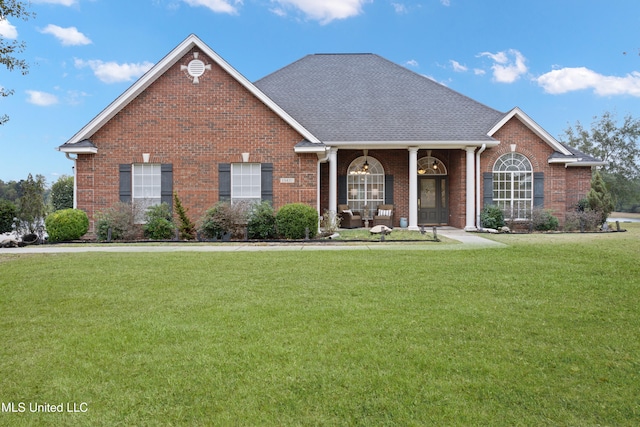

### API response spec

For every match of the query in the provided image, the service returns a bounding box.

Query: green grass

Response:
[1,225,639,425]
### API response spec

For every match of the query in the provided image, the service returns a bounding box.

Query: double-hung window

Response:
[132,163,161,222]
[231,163,261,204]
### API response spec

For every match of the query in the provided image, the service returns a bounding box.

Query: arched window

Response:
[493,153,533,220]
[347,156,384,215]
[417,156,447,175]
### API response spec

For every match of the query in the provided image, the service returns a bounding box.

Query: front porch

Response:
[317,146,486,231]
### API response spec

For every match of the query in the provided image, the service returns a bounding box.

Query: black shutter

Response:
[483,172,493,207]
[534,172,544,207]
[161,164,173,211]
[219,163,231,202]
[261,163,273,203]
[338,175,347,205]
[119,164,132,203]
[385,175,394,205]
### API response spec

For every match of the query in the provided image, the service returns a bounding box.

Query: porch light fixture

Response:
[351,149,370,175]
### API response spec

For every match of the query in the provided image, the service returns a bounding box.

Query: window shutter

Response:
[119,164,132,203]
[385,175,394,205]
[219,163,231,202]
[261,163,273,203]
[534,172,544,207]
[483,172,493,207]
[161,164,173,211]
[337,176,346,205]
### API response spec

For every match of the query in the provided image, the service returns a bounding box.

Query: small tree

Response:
[587,170,615,226]
[50,175,74,211]
[174,192,196,240]
[0,199,17,233]
[16,173,46,235]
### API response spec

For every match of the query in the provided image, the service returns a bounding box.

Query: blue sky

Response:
[1,0,639,183]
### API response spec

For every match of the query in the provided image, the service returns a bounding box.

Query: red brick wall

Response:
[484,117,592,224]
[76,48,316,232]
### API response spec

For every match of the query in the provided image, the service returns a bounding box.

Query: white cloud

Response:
[75,59,154,83]
[182,0,242,14]
[26,90,59,106]
[40,25,92,46]
[478,49,528,83]
[450,60,467,72]
[392,3,407,14]
[441,0,450,5]
[32,0,77,5]
[0,18,18,39]
[474,68,486,76]
[537,67,640,97]
[405,59,419,67]
[271,0,369,24]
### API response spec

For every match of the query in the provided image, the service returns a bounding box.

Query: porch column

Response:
[464,147,476,231]
[408,147,419,230]
[328,147,338,213]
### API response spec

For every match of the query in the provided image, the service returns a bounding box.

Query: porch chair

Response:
[337,204,362,229]
[373,204,394,228]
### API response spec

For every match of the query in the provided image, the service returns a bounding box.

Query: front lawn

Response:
[1,225,638,425]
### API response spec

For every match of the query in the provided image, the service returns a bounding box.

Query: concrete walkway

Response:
[0,228,505,254]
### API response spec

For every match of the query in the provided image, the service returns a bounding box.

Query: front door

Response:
[418,177,448,224]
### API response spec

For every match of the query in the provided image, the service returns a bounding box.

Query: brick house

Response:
[58,34,602,234]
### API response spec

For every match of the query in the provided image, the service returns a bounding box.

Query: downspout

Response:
[317,148,330,216]
[65,153,78,209]
[475,144,486,229]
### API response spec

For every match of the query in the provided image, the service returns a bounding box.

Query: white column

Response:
[464,147,476,231]
[408,147,419,230]
[328,147,338,213]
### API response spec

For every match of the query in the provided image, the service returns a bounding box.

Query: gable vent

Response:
[181,52,212,84]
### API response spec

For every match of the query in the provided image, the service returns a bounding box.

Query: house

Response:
[57,34,602,235]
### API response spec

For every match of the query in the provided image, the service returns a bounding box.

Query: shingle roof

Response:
[254,54,505,143]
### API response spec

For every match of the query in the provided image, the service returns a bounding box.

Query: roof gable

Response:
[489,107,572,156]
[61,34,319,149]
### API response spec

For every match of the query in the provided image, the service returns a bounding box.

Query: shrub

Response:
[587,171,614,226]
[480,205,505,229]
[530,208,559,231]
[564,209,603,232]
[320,209,341,235]
[275,203,318,239]
[198,202,250,240]
[247,201,277,239]
[96,202,141,241]
[0,200,17,233]
[174,192,196,240]
[143,203,176,240]
[45,209,89,242]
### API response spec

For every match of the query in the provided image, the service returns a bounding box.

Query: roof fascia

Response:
[56,145,98,154]
[489,107,572,156]
[63,34,320,146]
[326,140,500,150]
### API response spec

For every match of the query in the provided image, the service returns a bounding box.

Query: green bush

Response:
[198,202,249,240]
[143,203,176,240]
[0,199,17,233]
[247,201,277,239]
[531,208,559,231]
[480,205,505,229]
[44,209,89,242]
[275,203,318,239]
[96,202,140,241]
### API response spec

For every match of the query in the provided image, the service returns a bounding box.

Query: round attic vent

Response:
[187,59,206,78]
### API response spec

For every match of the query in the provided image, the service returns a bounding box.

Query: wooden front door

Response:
[418,177,448,225]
